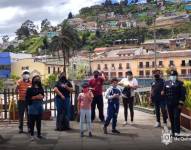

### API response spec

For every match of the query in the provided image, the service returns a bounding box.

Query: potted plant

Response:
[180,80,191,130]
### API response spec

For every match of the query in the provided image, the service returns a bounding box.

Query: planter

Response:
[42,110,52,120]
[9,111,19,120]
[180,106,191,130]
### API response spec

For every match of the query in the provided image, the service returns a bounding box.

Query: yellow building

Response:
[92,50,191,78]
[11,58,65,80]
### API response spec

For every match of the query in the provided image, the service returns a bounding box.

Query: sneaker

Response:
[112,129,120,134]
[123,121,128,125]
[80,132,84,137]
[37,135,43,140]
[19,130,23,134]
[103,127,108,134]
[163,123,168,131]
[89,132,93,137]
[130,121,134,125]
[30,136,35,141]
[154,122,161,128]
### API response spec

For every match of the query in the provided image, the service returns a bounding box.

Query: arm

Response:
[130,79,139,90]
[64,82,73,93]
[179,82,186,105]
[77,94,81,114]
[53,87,65,100]
[105,88,114,99]
[100,71,106,81]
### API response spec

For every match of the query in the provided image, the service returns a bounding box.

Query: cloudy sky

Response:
[0,0,106,41]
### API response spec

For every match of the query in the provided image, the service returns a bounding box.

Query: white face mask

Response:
[127,75,132,80]
[23,74,30,80]
[169,76,177,81]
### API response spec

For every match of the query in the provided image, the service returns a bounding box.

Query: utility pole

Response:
[89,48,92,75]
[153,16,157,70]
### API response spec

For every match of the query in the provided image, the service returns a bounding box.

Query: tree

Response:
[16,26,30,39]
[21,20,37,35]
[68,12,73,19]
[104,0,112,6]
[50,21,81,74]
[0,79,4,92]
[44,74,57,87]
[41,19,51,32]
[2,35,9,43]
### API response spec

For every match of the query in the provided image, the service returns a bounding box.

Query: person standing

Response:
[26,75,44,141]
[150,70,168,130]
[54,72,73,130]
[103,78,121,134]
[89,70,105,122]
[162,70,186,136]
[118,71,138,125]
[16,70,32,133]
[78,83,94,137]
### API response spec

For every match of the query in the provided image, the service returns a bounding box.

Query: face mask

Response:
[60,76,66,82]
[94,74,99,78]
[127,75,132,80]
[33,80,41,86]
[154,74,160,79]
[169,76,177,81]
[83,88,89,93]
[23,74,30,80]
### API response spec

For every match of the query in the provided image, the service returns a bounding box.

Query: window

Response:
[119,63,123,69]
[152,61,155,67]
[139,62,143,68]
[104,64,108,70]
[145,70,150,76]
[110,72,116,77]
[48,67,51,74]
[73,64,76,70]
[118,72,123,78]
[189,60,191,66]
[53,67,56,74]
[111,64,115,70]
[126,63,130,69]
[97,64,101,70]
[181,60,186,66]
[169,60,174,66]
[181,69,187,75]
[146,62,150,68]
[58,67,60,73]
[21,66,29,70]
[159,61,163,66]
[139,71,144,76]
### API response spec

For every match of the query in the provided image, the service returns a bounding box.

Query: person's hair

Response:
[93,70,99,75]
[153,70,160,74]
[111,77,118,83]
[59,72,67,81]
[126,71,133,76]
[82,83,89,88]
[32,75,43,89]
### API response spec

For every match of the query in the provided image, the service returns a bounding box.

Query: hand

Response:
[113,94,119,99]
[161,91,164,96]
[38,94,44,99]
[63,84,68,88]
[61,95,65,100]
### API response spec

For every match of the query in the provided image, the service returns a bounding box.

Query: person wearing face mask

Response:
[88,70,105,122]
[150,70,168,130]
[16,70,32,133]
[25,75,44,141]
[118,71,138,125]
[162,70,186,136]
[54,72,73,131]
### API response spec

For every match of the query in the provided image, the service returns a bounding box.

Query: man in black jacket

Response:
[150,70,168,130]
[162,70,186,136]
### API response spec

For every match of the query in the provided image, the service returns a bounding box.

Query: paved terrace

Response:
[0,102,191,150]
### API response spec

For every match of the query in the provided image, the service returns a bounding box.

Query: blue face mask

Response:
[169,76,177,81]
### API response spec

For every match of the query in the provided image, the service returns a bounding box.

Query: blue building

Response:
[0,52,32,78]
[0,52,11,78]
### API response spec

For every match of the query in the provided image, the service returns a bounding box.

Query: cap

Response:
[111,77,118,83]
[126,71,133,75]
[169,70,178,76]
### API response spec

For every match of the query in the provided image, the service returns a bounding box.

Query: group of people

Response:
[16,68,186,140]
[151,69,186,136]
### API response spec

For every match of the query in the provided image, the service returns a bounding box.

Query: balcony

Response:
[181,63,191,67]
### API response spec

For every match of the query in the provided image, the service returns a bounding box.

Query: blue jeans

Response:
[80,109,92,133]
[55,96,71,129]
[104,100,119,130]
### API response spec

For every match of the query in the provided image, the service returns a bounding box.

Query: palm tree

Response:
[50,21,80,74]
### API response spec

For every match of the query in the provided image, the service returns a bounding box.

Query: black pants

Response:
[154,101,167,124]
[29,114,42,136]
[122,97,134,122]
[167,105,181,135]
[18,101,29,131]
[91,95,104,121]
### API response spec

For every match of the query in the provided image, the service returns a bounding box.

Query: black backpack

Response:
[122,87,131,98]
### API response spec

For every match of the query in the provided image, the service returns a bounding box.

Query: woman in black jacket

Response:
[26,75,44,141]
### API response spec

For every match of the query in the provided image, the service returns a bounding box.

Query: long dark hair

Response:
[59,72,67,82]
[32,75,43,89]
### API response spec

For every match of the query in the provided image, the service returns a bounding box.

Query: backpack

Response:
[122,87,131,98]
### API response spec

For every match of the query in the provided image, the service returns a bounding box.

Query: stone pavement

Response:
[0,105,191,150]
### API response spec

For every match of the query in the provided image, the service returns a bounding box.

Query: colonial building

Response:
[92,49,191,78]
